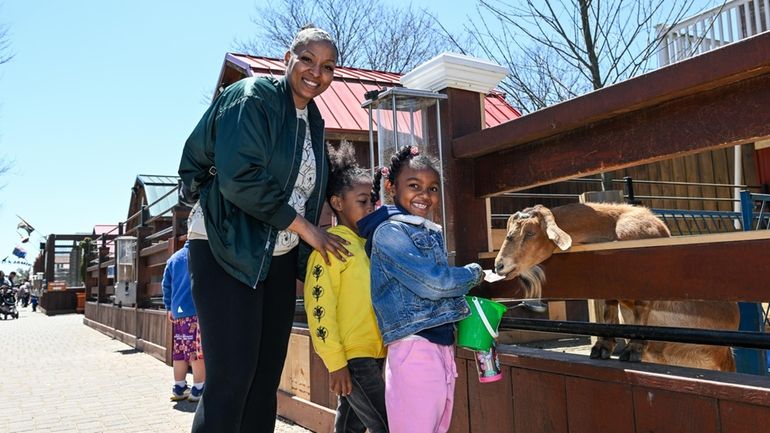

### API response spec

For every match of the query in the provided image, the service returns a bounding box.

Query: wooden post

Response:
[135,226,154,308]
[171,204,190,251]
[97,246,110,302]
[134,226,153,349]
[438,88,489,266]
[44,234,56,285]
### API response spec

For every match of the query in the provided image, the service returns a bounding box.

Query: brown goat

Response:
[494,202,739,371]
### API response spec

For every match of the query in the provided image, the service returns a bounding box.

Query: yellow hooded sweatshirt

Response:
[304,225,386,372]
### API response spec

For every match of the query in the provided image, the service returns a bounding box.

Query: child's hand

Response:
[167,311,173,322]
[329,366,353,396]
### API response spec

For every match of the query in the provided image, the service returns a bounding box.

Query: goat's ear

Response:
[536,206,572,251]
[547,225,572,250]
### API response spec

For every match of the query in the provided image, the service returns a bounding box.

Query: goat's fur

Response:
[494,202,739,371]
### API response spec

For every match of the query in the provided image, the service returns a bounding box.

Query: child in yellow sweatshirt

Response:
[304,142,387,433]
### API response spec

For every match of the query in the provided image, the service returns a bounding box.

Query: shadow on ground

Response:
[173,400,199,413]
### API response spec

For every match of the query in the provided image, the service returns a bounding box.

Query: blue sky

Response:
[0,0,475,272]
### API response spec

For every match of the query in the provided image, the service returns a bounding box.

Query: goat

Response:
[493,202,739,371]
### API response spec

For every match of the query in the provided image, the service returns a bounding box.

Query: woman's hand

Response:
[329,366,353,396]
[288,215,350,265]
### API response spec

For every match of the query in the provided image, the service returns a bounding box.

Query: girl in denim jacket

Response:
[358,146,484,433]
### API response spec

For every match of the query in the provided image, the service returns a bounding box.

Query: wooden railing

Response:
[83,182,188,365]
[657,0,769,66]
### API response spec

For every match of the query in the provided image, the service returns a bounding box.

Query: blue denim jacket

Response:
[369,214,483,345]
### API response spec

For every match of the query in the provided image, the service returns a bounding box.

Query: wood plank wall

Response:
[490,146,760,229]
[447,347,770,433]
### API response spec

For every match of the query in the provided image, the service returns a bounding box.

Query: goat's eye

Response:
[524,231,535,238]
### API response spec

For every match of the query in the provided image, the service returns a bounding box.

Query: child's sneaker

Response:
[188,385,204,402]
[170,384,190,401]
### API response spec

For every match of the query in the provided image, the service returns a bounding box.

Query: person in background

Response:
[162,240,206,402]
[178,25,349,432]
[17,280,30,308]
[29,280,39,312]
[304,142,388,433]
[358,145,484,433]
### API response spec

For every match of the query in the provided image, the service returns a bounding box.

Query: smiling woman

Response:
[284,28,337,109]
[178,25,349,433]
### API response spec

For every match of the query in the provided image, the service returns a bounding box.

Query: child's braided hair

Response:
[371,145,441,204]
[326,141,373,206]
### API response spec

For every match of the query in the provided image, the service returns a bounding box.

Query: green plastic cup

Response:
[457,296,507,351]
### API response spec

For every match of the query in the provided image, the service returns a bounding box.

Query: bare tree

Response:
[237,0,454,73]
[0,18,11,188]
[456,0,722,114]
[0,19,12,65]
[0,159,10,191]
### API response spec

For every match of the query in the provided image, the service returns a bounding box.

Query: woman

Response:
[178,26,347,432]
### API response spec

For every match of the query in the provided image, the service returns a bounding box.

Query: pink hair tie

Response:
[380,167,390,177]
[410,146,419,156]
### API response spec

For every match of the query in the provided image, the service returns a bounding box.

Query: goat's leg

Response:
[619,300,651,362]
[590,300,619,359]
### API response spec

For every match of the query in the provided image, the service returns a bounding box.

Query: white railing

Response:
[657,0,769,66]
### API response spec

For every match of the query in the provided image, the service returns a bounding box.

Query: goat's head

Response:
[493,205,572,298]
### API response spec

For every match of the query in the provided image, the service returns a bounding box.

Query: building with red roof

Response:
[214,53,521,144]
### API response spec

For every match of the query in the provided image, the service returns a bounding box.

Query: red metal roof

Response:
[92,225,118,236]
[225,53,521,133]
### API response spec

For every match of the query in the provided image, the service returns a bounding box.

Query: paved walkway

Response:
[0,304,312,433]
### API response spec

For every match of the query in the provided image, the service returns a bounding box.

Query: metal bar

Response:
[758,201,768,230]
[609,178,751,189]
[628,195,737,202]
[750,193,770,201]
[392,93,398,150]
[368,105,375,176]
[500,318,770,350]
[501,193,581,199]
[740,190,753,231]
[673,214,686,235]
[624,176,636,202]
[436,100,448,255]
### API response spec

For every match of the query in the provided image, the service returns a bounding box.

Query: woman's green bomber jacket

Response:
[178,76,328,288]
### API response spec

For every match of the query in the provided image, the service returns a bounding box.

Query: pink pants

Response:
[385,338,457,433]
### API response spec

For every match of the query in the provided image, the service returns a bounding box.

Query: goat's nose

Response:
[494,261,504,273]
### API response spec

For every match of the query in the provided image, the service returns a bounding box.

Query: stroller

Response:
[0,285,19,320]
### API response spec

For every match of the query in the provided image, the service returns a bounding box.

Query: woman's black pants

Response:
[189,240,298,433]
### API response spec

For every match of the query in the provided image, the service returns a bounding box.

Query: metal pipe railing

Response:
[500,318,770,350]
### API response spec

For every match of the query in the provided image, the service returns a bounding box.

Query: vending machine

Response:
[114,236,137,307]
